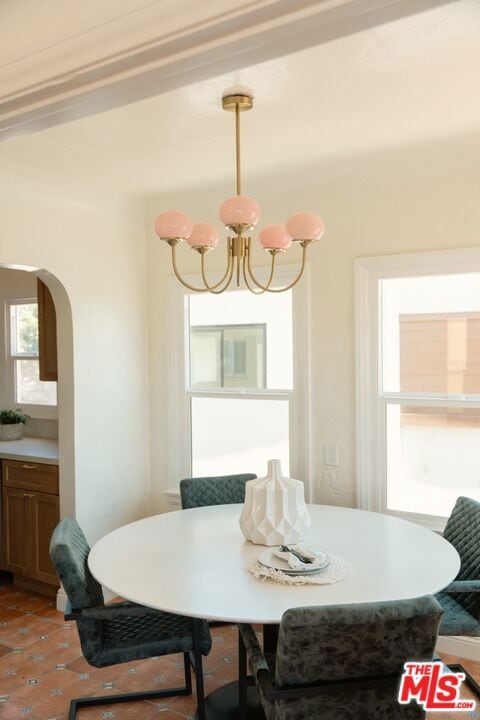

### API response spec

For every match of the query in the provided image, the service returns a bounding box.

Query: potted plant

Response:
[0,409,27,441]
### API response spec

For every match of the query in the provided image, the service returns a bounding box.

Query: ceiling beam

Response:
[0,0,454,141]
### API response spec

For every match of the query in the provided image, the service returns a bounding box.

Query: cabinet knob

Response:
[23,493,35,498]
[21,463,37,470]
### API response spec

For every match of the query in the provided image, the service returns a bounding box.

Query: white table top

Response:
[88,504,460,624]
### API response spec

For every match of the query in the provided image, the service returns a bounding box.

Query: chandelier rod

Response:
[235,103,241,196]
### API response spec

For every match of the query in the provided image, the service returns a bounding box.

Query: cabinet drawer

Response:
[2,460,58,495]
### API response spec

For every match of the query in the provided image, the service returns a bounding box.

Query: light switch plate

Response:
[324,444,339,466]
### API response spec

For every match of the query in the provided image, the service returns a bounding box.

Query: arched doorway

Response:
[0,262,74,605]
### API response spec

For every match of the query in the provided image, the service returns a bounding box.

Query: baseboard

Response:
[56,586,68,612]
[164,489,181,510]
[14,575,57,598]
[436,636,480,662]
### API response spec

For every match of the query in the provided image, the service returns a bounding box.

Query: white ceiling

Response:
[0,0,478,199]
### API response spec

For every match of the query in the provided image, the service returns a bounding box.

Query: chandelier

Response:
[154,92,325,294]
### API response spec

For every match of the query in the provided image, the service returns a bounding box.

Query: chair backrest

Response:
[50,517,104,611]
[443,496,480,619]
[275,596,442,688]
[180,473,257,509]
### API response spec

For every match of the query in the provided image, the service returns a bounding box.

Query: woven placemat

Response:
[247,555,352,586]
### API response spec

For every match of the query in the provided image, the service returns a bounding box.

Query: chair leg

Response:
[68,654,194,720]
[68,683,190,719]
[238,627,248,720]
[193,619,206,720]
[184,650,193,695]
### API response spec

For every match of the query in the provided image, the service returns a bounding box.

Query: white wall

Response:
[146,132,480,510]
[0,187,151,543]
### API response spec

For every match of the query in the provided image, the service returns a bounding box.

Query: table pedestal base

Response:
[196,681,265,720]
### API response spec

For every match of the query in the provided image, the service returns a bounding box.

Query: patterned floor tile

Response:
[0,613,63,650]
[0,579,478,720]
[32,603,66,624]
[0,589,52,613]
[0,607,25,624]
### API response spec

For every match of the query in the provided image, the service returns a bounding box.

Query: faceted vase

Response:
[239,459,311,546]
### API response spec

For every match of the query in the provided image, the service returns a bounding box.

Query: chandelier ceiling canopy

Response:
[154,91,325,294]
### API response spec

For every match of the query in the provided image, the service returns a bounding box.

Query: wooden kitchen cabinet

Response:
[1,459,60,593]
[37,278,58,381]
[2,487,30,574]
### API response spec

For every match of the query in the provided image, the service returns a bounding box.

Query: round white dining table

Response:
[89,503,459,624]
[88,504,460,719]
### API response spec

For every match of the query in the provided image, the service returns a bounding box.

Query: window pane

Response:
[190,329,222,387]
[386,403,480,517]
[189,290,292,390]
[191,397,289,477]
[10,303,39,355]
[382,274,480,394]
[191,325,266,389]
[16,360,57,405]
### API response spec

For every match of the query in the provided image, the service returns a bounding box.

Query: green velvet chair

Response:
[50,517,211,720]
[180,472,257,509]
[238,596,443,720]
[436,495,480,696]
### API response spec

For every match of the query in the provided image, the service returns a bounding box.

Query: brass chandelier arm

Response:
[171,242,234,294]
[241,251,277,295]
[241,256,269,295]
[246,242,309,293]
[200,246,235,294]
[171,244,213,292]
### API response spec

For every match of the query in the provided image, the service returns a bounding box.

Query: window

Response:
[7,300,57,410]
[168,266,310,491]
[190,324,266,389]
[356,250,480,528]
[189,291,291,476]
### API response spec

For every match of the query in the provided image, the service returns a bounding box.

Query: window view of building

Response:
[190,324,266,389]
[381,273,480,519]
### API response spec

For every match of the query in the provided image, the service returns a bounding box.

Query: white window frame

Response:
[3,297,58,419]
[167,264,312,501]
[355,246,480,531]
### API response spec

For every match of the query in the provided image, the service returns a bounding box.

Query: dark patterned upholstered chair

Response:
[239,596,443,720]
[50,517,211,720]
[436,496,480,695]
[180,473,257,509]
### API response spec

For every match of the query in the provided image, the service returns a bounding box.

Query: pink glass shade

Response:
[286,212,325,241]
[187,223,220,249]
[259,224,292,251]
[154,211,193,240]
[219,196,261,228]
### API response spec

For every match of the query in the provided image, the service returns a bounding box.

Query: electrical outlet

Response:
[324,444,339,467]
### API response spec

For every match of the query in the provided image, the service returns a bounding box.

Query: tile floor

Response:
[0,579,478,720]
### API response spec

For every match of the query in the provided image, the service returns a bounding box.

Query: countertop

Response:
[0,437,59,465]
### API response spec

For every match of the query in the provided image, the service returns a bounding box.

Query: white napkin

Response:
[273,545,323,570]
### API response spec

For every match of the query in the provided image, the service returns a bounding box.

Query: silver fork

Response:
[279,545,313,564]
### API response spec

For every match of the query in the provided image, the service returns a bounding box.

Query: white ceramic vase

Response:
[239,459,311,546]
